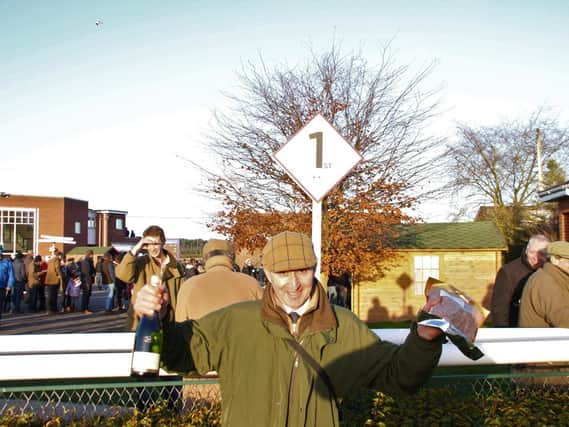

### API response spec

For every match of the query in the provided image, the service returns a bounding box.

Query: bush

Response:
[3,386,569,426]
[358,386,569,427]
[0,401,222,427]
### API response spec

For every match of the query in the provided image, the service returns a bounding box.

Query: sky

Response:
[2,1,569,239]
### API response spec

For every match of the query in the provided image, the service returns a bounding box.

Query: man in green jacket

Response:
[134,231,444,426]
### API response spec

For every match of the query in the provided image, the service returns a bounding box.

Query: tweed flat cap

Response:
[262,231,317,273]
[547,241,569,258]
[202,239,234,260]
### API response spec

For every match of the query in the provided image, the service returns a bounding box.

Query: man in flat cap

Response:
[134,231,444,426]
[519,241,569,327]
[175,239,263,321]
[515,241,569,385]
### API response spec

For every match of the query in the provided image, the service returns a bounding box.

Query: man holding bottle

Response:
[134,231,446,426]
[117,225,185,331]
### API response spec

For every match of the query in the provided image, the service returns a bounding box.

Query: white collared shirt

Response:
[283,298,311,317]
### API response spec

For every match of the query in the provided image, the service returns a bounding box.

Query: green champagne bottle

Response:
[130,275,163,377]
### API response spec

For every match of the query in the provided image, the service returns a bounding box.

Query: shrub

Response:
[359,386,569,427]
[3,386,569,426]
[0,401,222,427]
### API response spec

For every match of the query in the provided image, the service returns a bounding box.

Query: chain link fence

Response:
[0,377,220,421]
[2,371,569,422]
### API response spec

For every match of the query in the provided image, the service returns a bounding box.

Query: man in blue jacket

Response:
[0,245,15,323]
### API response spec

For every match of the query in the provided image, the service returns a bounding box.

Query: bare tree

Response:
[444,108,569,245]
[190,42,444,275]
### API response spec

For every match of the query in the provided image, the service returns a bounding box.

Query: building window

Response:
[74,221,81,234]
[88,219,95,229]
[0,208,35,254]
[413,255,440,295]
[116,218,123,230]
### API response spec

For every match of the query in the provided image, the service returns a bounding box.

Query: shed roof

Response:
[538,180,569,202]
[66,246,116,256]
[394,221,506,250]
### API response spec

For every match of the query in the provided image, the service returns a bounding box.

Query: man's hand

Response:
[131,238,147,256]
[416,324,443,340]
[133,282,169,319]
[416,292,444,341]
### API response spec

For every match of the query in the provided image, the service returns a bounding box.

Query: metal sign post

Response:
[274,113,362,277]
[311,200,322,278]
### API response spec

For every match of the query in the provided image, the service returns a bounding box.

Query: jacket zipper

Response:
[287,315,301,425]
[287,338,304,425]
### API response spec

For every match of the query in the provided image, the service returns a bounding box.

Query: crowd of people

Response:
[0,233,267,326]
[0,244,134,321]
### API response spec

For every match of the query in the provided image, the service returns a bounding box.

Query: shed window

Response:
[413,255,440,295]
[116,218,123,230]
[74,221,81,234]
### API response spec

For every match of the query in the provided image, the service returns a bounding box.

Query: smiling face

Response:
[266,267,315,310]
[526,238,549,269]
[144,236,164,260]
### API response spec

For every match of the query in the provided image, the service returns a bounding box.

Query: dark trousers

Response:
[38,285,46,310]
[12,282,26,313]
[81,283,92,311]
[0,289,5,320]
[29,285,43,312]
[46,285,59,313]
[115,280,126,308]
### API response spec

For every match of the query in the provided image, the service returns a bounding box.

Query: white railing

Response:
[376,328,569,366]
[2,328,569,381]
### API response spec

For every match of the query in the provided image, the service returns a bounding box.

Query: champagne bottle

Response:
[130,275,163,377]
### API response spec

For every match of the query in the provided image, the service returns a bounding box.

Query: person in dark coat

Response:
[79,250,95,314]
[12,251,27,313]
[490,234,549,327]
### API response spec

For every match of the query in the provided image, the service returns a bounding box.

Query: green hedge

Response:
[2,386,569,426]
[343,386,569,427]
[0,400,221,427]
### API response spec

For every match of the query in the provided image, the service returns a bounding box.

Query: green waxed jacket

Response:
[161,282,443,427]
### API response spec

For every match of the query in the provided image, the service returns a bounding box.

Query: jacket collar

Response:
[147,248,182,281]
[261,279,338,338]
[204,255,233,271]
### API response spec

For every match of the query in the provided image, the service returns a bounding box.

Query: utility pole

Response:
[536,128,544,191]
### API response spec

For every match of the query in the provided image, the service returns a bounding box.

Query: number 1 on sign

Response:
[310,132,323,168]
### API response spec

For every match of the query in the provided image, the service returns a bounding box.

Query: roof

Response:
[538,180,569,202]
[66,246,117,256]
[393,221,507,250]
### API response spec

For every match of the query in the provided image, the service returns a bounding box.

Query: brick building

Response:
[0,193,136,257]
